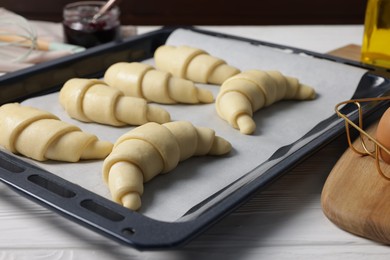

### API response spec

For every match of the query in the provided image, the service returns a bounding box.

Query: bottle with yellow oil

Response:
[361,0,390,68]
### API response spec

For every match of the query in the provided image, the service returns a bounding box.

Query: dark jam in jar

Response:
[63,1,120,48]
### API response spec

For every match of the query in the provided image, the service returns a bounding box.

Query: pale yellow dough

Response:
[102,121,232,210]
[104,62,214,104]
[0,103,113,162]
[216,70,316,135]
[154,45,240,85]
[59,78,171,126]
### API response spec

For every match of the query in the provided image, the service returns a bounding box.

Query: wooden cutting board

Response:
[321,121,390,244]
[320,44,390,244]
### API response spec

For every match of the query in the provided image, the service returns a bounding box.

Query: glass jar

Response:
[62,1,120,48]
[361,0,390,68]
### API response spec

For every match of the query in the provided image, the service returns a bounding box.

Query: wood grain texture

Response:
[327,44,362,61]
[322,122,390,245]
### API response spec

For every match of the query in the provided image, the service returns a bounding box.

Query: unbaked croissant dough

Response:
[154,45,240,85]
[0,103,113,162]
[59,78,171,126]
[102,121,232,210]
[216,70,316,135]
[104,62,213,104]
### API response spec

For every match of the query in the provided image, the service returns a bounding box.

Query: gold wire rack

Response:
[335,96,390,180]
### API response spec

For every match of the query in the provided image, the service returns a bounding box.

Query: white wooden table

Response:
[2,25,390,259]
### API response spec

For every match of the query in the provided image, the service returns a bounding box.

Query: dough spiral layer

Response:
[104,62,214,104]
[102,121,232,210]
[0,103,113,162]
[216,70,316,134]
[154,45,240,85]
[59,78,170,126]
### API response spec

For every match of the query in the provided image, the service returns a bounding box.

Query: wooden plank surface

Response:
[327,44,362,61]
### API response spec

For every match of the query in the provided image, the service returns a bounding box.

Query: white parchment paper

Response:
[17,28,367,222]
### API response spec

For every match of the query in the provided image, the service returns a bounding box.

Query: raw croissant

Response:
[104,62,213,104]
[0,103,113,162]
[154,45,240,85]
[102,121,232,210]
[216,70,316,135]
[59,78,171,126]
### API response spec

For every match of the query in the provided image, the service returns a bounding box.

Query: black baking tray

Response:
[1,27,390,250]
